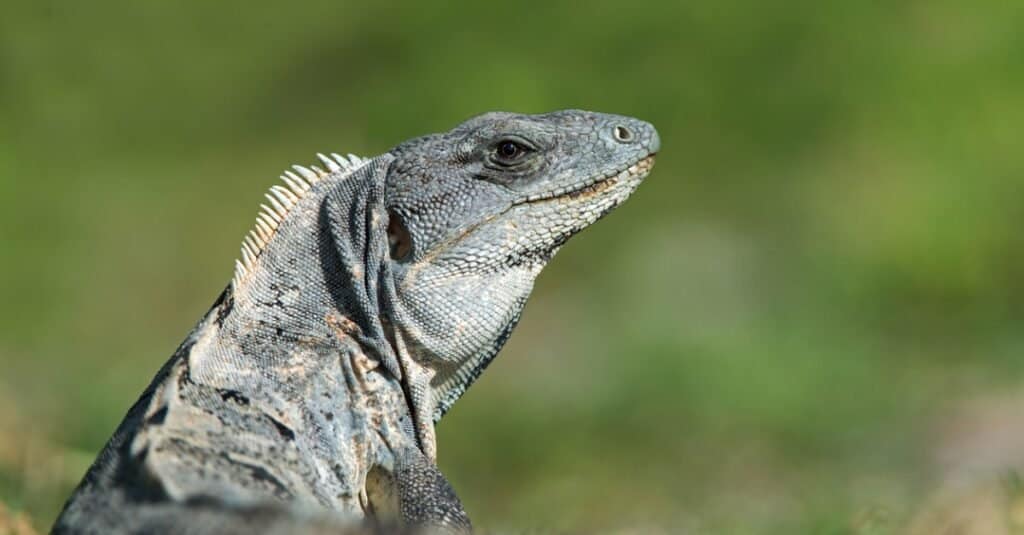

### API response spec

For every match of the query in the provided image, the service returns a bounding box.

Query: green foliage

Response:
[1,1,1021,532]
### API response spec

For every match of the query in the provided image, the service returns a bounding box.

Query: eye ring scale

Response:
[613,125,634,143]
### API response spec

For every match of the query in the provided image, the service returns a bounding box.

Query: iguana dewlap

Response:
[54,110,660,534]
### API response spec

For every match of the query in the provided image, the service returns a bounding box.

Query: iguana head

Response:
[381,110,659,419]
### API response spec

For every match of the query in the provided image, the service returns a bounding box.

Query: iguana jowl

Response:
[54,110,660,533]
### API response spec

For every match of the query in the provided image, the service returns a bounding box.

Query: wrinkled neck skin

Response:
[200,153,526,470]
[379,224,541,460]
[380,201,542,420]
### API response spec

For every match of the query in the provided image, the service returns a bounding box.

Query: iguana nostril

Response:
[613,125,634,143]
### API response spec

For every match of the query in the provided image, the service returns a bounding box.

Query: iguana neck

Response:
[191,150,504,460]
[204,155,400,382]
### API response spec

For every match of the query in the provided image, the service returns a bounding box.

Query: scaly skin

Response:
[54,110,659,533]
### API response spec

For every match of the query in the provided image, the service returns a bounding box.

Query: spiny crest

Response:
[231,152,367,291]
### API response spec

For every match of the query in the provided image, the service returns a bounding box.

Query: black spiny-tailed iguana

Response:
[54,110,660,533]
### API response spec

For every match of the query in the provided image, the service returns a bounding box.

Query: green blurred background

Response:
[1,2,1021,533]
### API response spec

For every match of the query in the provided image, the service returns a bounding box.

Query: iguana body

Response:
[54,110,660,533]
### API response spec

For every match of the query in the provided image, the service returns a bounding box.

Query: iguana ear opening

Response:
[387,210,412,261]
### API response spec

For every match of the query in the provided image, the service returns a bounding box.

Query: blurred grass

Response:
[1,1,1022,533]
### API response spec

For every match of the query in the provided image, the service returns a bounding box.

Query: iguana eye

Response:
[494,140,528,163]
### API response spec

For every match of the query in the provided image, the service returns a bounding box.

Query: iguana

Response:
[53,110,660,533]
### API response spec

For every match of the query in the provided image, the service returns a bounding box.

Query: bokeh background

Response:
[1,2,1022,533]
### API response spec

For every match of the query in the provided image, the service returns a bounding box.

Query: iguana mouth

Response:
[406,153,657,266]
[416,153,656,263]
[516,153,656,204]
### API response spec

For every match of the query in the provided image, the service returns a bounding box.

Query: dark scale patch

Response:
[145,405,168,426]
[503,242,559,269]
[219,389,250,406]
[331,463,357,496]
[265,415,296,441]
[212,287,234,327]
[216,452,293,501]
[174,361,285,443]
[177,357,194,390]
[176,365,233,424]
[163,437,294,503]
[597,201,623,220]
